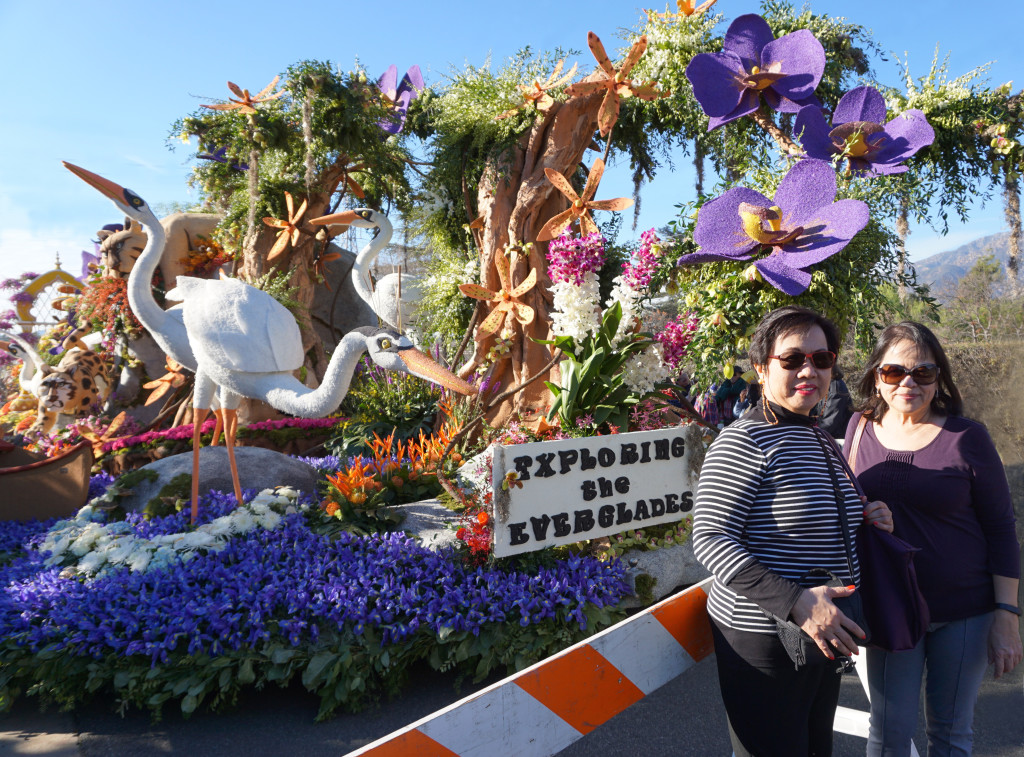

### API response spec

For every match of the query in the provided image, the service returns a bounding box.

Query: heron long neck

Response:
[352,216,394,314]
[255,331,369,418]
[126,216,171,343]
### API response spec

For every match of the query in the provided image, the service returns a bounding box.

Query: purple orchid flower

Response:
[794,85,935,176]
[377,65,424,135]
[678,159,870,295]
[686,14,826,131]
[198,145,249,171]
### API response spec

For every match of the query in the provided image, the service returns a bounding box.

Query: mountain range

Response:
[910,231,1013,295]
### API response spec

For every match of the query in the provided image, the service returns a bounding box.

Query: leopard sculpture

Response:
[29,329,111,433]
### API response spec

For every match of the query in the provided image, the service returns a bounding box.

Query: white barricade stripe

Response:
[588,613,693,695]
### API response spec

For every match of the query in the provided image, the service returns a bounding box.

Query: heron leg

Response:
[190,407,210,525]
[223,408,243,507]
[210,410,224,447]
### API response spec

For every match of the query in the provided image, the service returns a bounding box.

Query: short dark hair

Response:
[856,321,963,421]
[749,306,840,366]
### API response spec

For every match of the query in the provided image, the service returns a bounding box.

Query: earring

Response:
[761,393,778,425]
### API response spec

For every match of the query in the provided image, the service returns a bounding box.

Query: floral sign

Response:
[490,424,704,557]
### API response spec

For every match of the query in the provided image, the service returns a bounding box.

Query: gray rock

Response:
[620,540,710,609]
[116,446,319,513]
[398,498,460,552]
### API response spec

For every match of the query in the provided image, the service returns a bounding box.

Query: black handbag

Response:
[768,429,871,672]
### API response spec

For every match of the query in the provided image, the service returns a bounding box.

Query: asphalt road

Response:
[2,648,1021,756]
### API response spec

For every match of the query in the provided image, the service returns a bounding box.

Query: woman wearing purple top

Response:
[847,321,1022,756]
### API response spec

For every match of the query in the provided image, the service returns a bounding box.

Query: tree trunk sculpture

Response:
[460,80,605,428]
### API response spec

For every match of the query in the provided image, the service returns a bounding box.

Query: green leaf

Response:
[237,658,256,685]
[302,651,336,688]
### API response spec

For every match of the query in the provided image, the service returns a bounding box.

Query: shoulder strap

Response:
[813,428,857,579]
[847,414,868,475]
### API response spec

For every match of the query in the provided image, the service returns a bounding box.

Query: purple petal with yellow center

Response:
[723,14,775,70]
[707,90,762,130]
[692,187,770,256]
[686,52,747,117]
[761,30,826,102]
[832,85,887,125]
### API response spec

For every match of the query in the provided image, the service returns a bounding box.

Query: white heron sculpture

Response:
[0,331,48,401]
[64,163,475,523]
[310,208,420,331]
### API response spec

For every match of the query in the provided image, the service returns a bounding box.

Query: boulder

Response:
[399,498,460,552]
[619,540,710,609]
[115,446,319,513]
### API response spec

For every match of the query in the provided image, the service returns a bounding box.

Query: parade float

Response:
[0,0,1012,724]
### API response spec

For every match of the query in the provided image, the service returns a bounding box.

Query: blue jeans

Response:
[866,612,994,757]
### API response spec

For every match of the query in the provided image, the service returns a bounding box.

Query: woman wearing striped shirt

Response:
[692,306,892,756]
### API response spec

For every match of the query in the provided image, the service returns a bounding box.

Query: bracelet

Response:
[994,602,1022,617]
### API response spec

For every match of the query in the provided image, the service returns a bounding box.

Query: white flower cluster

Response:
[549,273,601,349]
[622,343,667,395]
[606,275,644,342]
[37,488,303,580]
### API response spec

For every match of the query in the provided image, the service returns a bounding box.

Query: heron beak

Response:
[309,210,359,228]
[398,347,477,396]
[0,340,9,353]
[63,162,129,205]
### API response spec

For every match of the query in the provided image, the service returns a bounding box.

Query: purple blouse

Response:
[844,413,1020,622]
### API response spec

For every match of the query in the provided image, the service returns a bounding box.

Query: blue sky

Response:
[1,0,1021,290]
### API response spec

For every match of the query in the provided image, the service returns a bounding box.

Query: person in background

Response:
[817,366,853,438]
[715,365,747,425]
[848,321,1021,757]
[692,305,892,756]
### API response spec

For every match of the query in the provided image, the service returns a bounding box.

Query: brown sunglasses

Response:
[876,363,939,385]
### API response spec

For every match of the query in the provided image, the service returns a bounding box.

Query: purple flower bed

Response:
[0,483,630,718]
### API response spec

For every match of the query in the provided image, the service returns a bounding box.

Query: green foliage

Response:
[539,302,656,430]
[170,60,414,256]
[0,594,625,722]
[877,52,1004,230]
[417,48,576,252]
[326,357,446,458]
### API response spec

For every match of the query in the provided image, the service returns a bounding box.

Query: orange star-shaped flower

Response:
[312,248,343,287]
[202,76,284,115]
[495,58,579,120]
[644,0,718,21]
[458,248,537,337]
[537,158,633,241]
[263,191,309,261]
[142,358,189,406]
[564,32,668,136]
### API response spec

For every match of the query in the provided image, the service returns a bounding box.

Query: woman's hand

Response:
[988,610,1023,679]
[790,585,866,659]
[862,497,893,533]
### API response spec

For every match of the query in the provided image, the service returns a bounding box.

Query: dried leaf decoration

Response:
[142,358,189,406]
[537,158,633,241]
[495,58,579,120]
[74,411,128,455]
[263,191,309,261]
[564,32,668,136]
[202,76,284,115]
[458,247,537,337]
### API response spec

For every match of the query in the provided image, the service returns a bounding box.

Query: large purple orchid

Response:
[686,14,825,130]
[377,64,424,135]
[794,86,935,176]
[678,159,870,295]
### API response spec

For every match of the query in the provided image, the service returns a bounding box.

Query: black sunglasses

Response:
[876,363,939,385]
[768,350,836,371]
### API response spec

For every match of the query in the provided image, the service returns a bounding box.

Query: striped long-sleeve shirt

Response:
[692,413,863,635]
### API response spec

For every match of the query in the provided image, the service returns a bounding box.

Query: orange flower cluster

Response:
[180,235,234,277]
[325,456,383,506]
[321,418,463,516]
